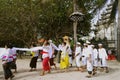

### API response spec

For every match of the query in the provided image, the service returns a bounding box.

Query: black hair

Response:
[8,43,13,49]
[46,41,50,45]
[63,42,66,46]
[32,44,37,47]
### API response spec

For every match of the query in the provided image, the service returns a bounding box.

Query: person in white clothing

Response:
[1,45,14,80]
[91,45,98,75]
[86,41,93,78]
[48,40,58,69]
[9,46,18,73]
[60,42,69,69]
[68,47,72,67]
[98,44,109,73]
[40,41,50,76]
[81,43,87,69]
[92,45,98,67]
[75,42,83,71]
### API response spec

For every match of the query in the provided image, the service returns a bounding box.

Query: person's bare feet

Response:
[75,68,79,71]
[14,70,17,73]
[105,70,109,73]
[55,66,57,70]
[86,75,92,78]
[48,70,51,73]
[29,69,33,72]
[93,72,97,75]
[33,68,37,71]
[100,68,104,72]
[64,68,69,72]
[40,71,45,76]
[79,68,84,72]
[10,75,15,80]
[40,74,44,76]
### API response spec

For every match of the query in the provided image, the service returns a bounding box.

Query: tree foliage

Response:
[0,0,116,47]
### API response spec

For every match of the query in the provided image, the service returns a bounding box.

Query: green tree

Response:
[0,0,117,47]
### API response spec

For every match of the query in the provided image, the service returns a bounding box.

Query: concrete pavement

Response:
[0,59,120,80]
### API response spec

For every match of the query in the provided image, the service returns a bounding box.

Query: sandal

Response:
[86,75,92,78]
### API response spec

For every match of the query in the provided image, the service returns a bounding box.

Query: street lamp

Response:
[69,0,84,45]
[69,11,84,45]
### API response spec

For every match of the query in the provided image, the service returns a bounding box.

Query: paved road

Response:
[0,59,120,80]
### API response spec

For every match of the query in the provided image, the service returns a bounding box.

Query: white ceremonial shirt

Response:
[93,48,98,59]
[86,46,93,58]
[42,45,49,59]
[48,43,59,58]
[75,46,81,57]
[98,48,108,59]
[82,47,87,57]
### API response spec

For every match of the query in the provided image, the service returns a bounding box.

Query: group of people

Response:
[57,40,109,78]
[0,39,109,80]
[40,39,109,78]
[74,41,109,78]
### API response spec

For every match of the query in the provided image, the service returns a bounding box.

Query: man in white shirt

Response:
[75,42,83,71]
[86,41,93,78]
[48,40,59,69]
[81,43,87,69]
[91,45,98,75]
[98,44,109,73]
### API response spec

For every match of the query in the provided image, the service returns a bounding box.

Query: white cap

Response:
[86,41,91,44]
[83,43,87,46]
[91,45,94,47]
[77,42,81,45]
[98,43,102,46]
[48,40,52,43]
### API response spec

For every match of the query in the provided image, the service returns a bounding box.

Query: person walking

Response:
[40,41,51,76]
[74,42,83,71]
[98,43,109,73]
[85,41,93,78]
[60,42,69,70]
[1,45,14,80]
[29,44,39,71]
[9,46,17,73]
[48,40,58,69]
[91,45,98,75]
[81,43,87,69]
